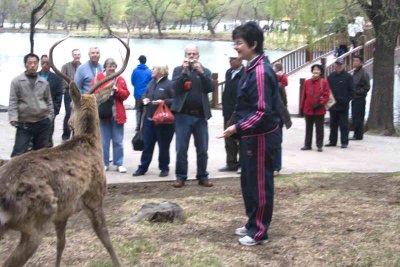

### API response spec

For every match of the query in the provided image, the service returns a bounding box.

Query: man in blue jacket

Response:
[131,55,152,131]
[38,54,63,147]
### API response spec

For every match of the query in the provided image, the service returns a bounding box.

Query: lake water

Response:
[1,32,399,127]
[0,32,285,107]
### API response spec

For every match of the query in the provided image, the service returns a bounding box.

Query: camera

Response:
[188,60,194,69]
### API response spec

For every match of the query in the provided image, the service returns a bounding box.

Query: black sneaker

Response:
[218,166,237,172]
[159,170,169,177]
[132,169,146,176]
[300,146,311,150]
[325,143,336,147]
[341,144,348,148]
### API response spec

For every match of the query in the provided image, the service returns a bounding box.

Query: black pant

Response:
[48,117,56,147]
[329,109,349,145]
[62,91,72,140]
[304,115,324,148]
[224,118,239,170]
[240,128,281,241]
[11,118,51,157]
[352,98,366,139]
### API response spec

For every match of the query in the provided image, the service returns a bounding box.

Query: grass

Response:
[0,173,399,266]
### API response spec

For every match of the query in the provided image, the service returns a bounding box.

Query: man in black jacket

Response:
[351,55,370,140]
[219,52,244,172]
[326,58,354,148]
[171,44,214,188]
[38,54,63,147]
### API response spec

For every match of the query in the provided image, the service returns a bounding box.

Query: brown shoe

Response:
[173,179,185,188]
[198,179,213,187]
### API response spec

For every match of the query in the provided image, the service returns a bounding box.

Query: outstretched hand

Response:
[217,125,237,139]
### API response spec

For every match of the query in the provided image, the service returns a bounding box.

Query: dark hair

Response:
[273,62,283,71]
[353,55,364,62]
[23,53,39,64]
[40,54,48,60]
[232,21,264,54]
[311,64,324,76]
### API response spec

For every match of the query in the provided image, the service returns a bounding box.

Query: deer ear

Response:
[69,83,81,106]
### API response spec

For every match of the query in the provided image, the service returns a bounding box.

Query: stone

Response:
[129,201,185,223]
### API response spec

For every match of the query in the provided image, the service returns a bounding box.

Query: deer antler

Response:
[49,36,72,84]
[88,33,130,94]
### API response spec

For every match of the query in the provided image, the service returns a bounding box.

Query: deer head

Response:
[49,34,130,137]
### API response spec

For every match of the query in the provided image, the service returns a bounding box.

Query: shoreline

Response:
[0,28,292,51]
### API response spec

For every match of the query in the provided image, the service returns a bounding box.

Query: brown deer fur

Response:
[0,34,130,267]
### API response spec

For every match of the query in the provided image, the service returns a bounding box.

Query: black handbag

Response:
[131,109,145,151]
[98,95,114,119]
[132,131,144,151]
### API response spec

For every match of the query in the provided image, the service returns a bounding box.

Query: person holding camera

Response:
[171,44,214,188]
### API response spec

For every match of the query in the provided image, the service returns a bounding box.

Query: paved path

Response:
[0,108,399,185]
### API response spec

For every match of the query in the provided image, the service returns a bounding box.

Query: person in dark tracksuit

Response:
[351,55,370,140]
[326,58,354,148]
[221,22,282,246]
[219,52,244,172]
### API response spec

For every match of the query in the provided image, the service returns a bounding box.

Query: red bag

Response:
[152,101,175,125]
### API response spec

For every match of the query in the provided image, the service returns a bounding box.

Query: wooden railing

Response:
[324,38,376,77]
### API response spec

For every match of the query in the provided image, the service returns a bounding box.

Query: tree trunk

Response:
[207,21,215,36]
[156,20,162,36]
[366,34,397,135]
[189,16,193,33]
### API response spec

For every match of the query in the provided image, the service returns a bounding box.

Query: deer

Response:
[0,34,130,267]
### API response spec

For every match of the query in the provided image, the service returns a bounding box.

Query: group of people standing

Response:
[13,21,373,247]
[300,55,370,152]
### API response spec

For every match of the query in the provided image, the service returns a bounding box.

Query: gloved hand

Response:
[313,103,323,110]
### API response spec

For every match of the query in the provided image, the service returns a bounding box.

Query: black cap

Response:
[335,58,344,65]
[138,55,146,64]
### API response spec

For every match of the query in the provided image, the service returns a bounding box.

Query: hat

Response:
[225,49,239,59]
[335,58,344,65]
[138,55,146,64]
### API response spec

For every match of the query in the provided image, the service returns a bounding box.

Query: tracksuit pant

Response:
[239,128,281,241]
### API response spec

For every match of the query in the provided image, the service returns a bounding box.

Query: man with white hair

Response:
[74,47,103,93]
[171,44,214,188]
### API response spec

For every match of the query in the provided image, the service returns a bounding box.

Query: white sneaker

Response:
[234,226,248,236]
[274,170,280,176]
[104,166,109,171]
[117,166,127,173]
[237,167,241,174]
[238,235,268,246]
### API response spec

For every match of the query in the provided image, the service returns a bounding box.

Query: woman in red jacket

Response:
[300,64,330,152]
[92,58,130,172]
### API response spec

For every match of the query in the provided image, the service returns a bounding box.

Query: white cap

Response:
[225,49,239,59]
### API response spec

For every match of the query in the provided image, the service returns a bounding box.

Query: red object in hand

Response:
[184,80,192,91]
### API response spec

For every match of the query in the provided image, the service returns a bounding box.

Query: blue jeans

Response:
[138,118,175,172]
[100,119,124,167]
[175,114,209,181]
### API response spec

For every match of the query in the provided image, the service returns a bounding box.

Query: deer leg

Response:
[3,228,42,267]
[54,219,68,267]
[82,200,121,267]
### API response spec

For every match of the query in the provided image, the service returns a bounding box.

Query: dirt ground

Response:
[1,173,399,267]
